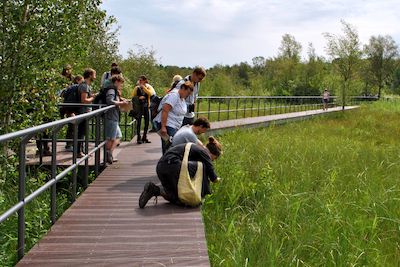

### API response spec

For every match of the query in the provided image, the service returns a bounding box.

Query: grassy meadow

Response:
[203,101,400,266]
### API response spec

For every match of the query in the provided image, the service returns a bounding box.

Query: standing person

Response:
[61,64,74,86]
[322,88,330,111]
[139,136,222,208]
[131,75,155,144]
[76,68,97,157]
[173,67,206,126]
[102,66,122,89]
[105,75,128,164]
[101,62,118,88]
[171,117,210,147]
[64,75,84,152]
[153,81,194,154]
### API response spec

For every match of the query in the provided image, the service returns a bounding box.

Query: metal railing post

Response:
[235,99,239,119]
[72,122,78,202]
[217,100,221,121]
[227,98,231,120]
[243,99,246,118]
[95,115,100,176]
[17,136,29,260]
[84,119,89,189]
[50,128,60,225]
[207,99,211,120]
[103,115,107,166]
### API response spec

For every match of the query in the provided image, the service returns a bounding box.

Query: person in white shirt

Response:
[153,81,194,154]
[173,66,206,126]
[171,117,210,147]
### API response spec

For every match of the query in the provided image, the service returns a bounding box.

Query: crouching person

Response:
[139,136,222,208]
[105,74,128,164]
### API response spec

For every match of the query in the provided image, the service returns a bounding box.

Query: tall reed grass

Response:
[203,102,400,266]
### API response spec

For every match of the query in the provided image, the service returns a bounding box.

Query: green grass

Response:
[203,101,400,266]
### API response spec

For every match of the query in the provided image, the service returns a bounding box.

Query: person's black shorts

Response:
[323,99,329,103]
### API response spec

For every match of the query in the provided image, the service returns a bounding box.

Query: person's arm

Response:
[160,104,172,136]
[194,146,218,182]
[80,92,95,104]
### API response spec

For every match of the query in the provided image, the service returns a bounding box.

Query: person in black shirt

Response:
[131,75,155,144]
[139,136,222,208]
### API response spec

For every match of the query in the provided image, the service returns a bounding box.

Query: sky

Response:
[101,0,400,68]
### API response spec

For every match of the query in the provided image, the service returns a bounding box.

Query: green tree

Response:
[0,0,119,134]
[364,35,399,97]
[324,20,362,108]
[278,34,302,62]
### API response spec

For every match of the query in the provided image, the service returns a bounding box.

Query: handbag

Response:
[177,143,203,206]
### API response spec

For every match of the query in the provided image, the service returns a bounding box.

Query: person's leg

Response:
[77,120,86,156]
[105,120,118,164]
[139,182,161,208]
[142,108,150,142]
[136,107,143,144]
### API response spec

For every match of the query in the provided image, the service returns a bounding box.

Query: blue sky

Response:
[101,0,400,68]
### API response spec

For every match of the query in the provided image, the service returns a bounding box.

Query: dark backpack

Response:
[150,95,163,120]
[62,84,81,113]
[94,85,117,105]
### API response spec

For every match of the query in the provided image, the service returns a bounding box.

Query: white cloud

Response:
[101,0,400,67]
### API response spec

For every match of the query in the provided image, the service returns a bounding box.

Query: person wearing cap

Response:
[101,62,118,88]
[139,136,222,208]
[173,66,206,126]
[131,75,156,144]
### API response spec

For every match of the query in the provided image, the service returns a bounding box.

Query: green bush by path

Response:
[203,101,400,266]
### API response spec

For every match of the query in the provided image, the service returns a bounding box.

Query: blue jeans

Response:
[154,122,178,154]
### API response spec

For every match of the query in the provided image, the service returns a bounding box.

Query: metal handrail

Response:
[0,105,115,260]
[195,95,378,121]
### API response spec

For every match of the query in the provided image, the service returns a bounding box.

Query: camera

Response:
[188,104,195,113]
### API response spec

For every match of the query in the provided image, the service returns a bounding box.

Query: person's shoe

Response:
[149,128,157,133]
[65,146,73,152]
[112,158,118,163]
[142,138,151,143]
[77,152,85,158]
[137,140,143,144]
[139,182,159,208]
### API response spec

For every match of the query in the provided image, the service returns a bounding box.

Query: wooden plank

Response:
[25,141,128,166]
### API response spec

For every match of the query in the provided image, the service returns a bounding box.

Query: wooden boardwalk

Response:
[17,133,210,267]
[17,107,358,266]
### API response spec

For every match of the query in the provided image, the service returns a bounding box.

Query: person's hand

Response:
[214,177,222,183]
[160,126,167,136]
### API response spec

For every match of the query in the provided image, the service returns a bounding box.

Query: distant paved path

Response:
[209,106,358,134]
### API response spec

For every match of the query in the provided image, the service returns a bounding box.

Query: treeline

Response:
[126,21,400,101]
[1,1,400,136]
